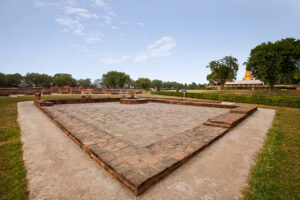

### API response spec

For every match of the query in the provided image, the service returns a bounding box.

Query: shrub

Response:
[150,91,300,108]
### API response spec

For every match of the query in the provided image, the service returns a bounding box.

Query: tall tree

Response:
[0,73,7,86]
[206,56,239,89]
[6,73,23,87]
[188,82,198,89]
[101,71,130,88]
[151,79,163,89]
[77,78,92,88]
[134,78,152,89]
[25,73,53,87]
[245,38,300,93]
[53,73,77,87]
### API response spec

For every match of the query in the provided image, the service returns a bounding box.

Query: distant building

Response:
[225,70,264,86]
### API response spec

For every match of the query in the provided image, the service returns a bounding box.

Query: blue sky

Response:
[0,0,299,83]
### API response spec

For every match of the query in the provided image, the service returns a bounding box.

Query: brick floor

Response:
[40,99,256,195]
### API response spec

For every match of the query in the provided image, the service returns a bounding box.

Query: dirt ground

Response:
[18,101,275,200]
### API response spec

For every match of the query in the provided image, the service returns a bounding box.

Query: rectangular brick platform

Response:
[38,97,256,195]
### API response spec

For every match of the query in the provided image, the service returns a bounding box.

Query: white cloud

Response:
[85,32,102,43]
[93,0,105,8]
[65,7,99,19]
[34,0,117,44]
[104,15,112,24]
[33,1,60,7]
[133,36,176,62]
[92,0,117,17]
[56,17,102,43]
[136,22,144,26]
[56,17,84,35]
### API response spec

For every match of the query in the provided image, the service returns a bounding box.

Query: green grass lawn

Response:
[242,106,300,200]
[0,94,299,199]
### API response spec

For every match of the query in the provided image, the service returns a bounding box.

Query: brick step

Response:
[203,121,230,128]
[205,113,247,128]
[230,106,257,115]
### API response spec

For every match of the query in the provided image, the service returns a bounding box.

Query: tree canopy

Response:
[0,73,7,86]
[24,73,53,87]
[101,71,131,88]
[206,56,239,88]
[5,73,23,87]
[134,78,152,89]
[151,79,163,89]
[53,73,77,87]
[77,78,92,88]
[245,38,300,92]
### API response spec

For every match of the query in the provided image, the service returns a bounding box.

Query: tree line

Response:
[0,71,207,90]
[0,73,98,88]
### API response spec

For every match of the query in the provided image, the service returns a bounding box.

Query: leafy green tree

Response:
[134,78,151,89]
[188,82,198,89]
[245,38,300,93]
[25,73,53,87]
[0,73,7,86]
[151,79,163,89]
[77,78,92,88]
[6,73,23,87]
[53,73,77,87]
[162,81,184,90]
[206,56,239,89]
[101,71,131,88]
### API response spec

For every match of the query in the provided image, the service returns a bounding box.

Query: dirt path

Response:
[18,101,275,200]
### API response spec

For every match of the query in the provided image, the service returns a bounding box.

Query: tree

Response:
[162,81,183,90]
[25,73,53,87]
[0,73,7,86]
[101,71,131,88]
[6,73,23,87]
[206,56,239,89]
[245,38,300,93]
[77,78,92,88]
[151,79,163,89]
[187,82,198,89]
[92,79,102,88]
[53,73,77,87]
[134,78,151,89]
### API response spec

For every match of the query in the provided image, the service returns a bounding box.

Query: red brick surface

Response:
[39,97,256,195]
[120,98,148,104]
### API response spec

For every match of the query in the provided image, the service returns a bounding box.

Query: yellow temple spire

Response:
[244,70,252,81]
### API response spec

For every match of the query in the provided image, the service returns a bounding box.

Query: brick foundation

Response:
[37,97,257,195]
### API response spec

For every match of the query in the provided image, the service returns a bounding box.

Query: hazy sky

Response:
[0,0,299,83]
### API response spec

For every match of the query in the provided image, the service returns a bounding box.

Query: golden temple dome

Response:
[244,70,252,81]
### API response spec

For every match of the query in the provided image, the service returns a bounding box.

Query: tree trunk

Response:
[220,84,224,90]
[269,83,274,95]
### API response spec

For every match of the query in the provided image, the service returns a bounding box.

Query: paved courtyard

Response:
[44,102,228,147]
[18,101,275,199]
[41,102,232,194]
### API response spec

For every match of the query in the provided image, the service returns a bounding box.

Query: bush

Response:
[150,91,300,108]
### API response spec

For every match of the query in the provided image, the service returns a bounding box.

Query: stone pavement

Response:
[39,101,255,195]
[18,101,275,199]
